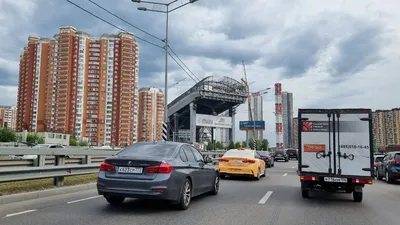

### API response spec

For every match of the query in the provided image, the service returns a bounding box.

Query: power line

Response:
[168,46,200,82]
[85,0,200,83]
[87,0,163,42]
[65,0,164,49]
[168,52,198,83]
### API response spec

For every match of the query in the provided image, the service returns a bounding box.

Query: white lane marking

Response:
[4,209,37,218]
[283,173,288,176]
[258,191,273,204]
[67,196,101,204]
[292,166,295,169]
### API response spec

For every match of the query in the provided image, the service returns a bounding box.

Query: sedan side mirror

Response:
[204,156,213,164]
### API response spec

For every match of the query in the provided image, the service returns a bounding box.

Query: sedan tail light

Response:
[391,159,400,163]
[100,162,115,171]
[264,156,269,159]
[146,163,173,174]
[242,159,256,163]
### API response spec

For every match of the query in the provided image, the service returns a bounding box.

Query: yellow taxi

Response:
[218,148,266,180]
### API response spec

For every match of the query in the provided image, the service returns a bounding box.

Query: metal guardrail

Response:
[0,148,225,186]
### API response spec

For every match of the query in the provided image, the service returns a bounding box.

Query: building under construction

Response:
[167,76,247,143]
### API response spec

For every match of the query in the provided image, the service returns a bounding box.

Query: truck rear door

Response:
[299,109,334,175]
[299,109,373,177]
[334,109,372,177]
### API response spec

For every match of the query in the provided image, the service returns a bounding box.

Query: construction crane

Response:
[241,60,253,122]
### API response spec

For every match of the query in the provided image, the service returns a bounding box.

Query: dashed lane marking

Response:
[258,191,273,204]
[283,173,288,176]
[67,196,102,204]
[4,209,37,218]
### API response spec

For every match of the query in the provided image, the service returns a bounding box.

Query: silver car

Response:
[97,141,219,210]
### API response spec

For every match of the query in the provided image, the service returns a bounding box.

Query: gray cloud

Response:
[263,27,330,78]
[329,25,384,78]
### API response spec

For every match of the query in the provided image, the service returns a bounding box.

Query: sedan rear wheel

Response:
[210,174,219,195]
[177,178,192,210]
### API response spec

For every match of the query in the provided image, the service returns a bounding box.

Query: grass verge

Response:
[0,173,98,196]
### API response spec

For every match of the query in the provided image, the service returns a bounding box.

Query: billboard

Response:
[196,114,232,128]
[239,121,265,131]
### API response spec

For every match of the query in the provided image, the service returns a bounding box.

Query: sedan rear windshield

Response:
[375,156,384,162]
[275,150,285,154]
[224,150,253,158]
[395,154,400,160]
[117,144,177,157]
[257,151,269,156]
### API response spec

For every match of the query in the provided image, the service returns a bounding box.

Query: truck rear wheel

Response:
[301,189,309,198]
[353,191,362,202]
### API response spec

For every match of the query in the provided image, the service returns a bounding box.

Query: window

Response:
[223,150,253,158]
[179,149,188,162]
[117,143,177,157]
[183,146,196,162]
[190,146,204,162]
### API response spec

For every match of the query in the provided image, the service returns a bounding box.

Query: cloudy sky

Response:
[1,0,399,146]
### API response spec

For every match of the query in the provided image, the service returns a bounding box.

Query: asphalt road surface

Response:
[1,161,399,225]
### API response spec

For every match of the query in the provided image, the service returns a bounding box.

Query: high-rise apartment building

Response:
[372,108,400,148]
[282,91,294,148]
[251,94,264,140]
[291,117,298,149]
[17,26,139,146]
[0,106,17,130]
[138,87,164,142]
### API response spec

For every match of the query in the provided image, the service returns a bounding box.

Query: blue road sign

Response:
[239,121,265,131]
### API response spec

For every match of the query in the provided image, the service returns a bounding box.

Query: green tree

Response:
[206,142,215,150]
[234,141,241,148]
[228,141,235,149]
[70,137,79,146]
[26,133,45,145]
[79,141,89,146]
[0,127,16,142]
[215,141,224,150]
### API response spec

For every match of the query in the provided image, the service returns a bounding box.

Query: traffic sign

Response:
[239,121,265,131]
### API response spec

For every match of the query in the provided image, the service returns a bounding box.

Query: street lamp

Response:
[132,0,199,140]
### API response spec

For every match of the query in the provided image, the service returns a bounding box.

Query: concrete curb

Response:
[0,182,96,205]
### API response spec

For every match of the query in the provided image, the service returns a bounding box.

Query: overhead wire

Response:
[85,0,200,83]
[65,0,164,49]
[87,0,164,42]
[168,46,200,82]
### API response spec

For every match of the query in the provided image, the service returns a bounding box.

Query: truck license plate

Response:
[324,177,347,183]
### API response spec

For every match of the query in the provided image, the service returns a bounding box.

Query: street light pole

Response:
[132,0,199,141]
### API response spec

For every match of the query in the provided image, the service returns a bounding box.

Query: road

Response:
[0,161,399,225]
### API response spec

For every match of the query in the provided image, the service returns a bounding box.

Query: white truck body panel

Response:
[300,110,372,177]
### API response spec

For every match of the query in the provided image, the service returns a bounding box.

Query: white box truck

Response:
[297,108,374,202]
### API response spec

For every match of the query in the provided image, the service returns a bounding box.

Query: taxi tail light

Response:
[242,159,255,163]
[352,178,373,185]
[219,158,229,162]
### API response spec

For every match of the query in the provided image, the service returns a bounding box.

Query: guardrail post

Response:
[53,155,65,187]
[33,155,46,167]
[82,155,91,164]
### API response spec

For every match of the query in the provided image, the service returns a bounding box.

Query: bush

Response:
[0,127,16,142]
[79,141,89,146]
[26,133,45,145]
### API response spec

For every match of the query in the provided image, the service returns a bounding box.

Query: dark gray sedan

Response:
[97,141,219,210]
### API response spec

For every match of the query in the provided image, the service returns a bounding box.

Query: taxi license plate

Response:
[324,177,347,183]
[118,166,143,174]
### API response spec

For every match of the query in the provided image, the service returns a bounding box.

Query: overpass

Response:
[167,76,247,143]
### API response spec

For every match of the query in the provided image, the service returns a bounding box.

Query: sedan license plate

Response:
[324,177,347,183]
[118,166,143,174]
